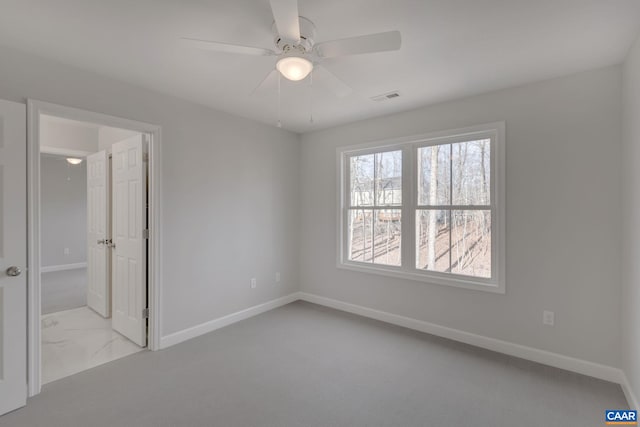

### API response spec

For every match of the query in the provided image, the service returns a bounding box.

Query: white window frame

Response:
[337,122,506,294]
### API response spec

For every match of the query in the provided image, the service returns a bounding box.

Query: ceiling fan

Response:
[182,0,402,98]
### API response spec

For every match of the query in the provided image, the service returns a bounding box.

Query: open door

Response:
[87,150,110,317]
[111,134,147,347]
[0,100,27,415]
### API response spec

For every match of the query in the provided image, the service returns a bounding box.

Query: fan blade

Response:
[250,69,278,95]
[314,65,353,98]
[315,30,401,58]
[269,0,300,43]
[181,38,276,56]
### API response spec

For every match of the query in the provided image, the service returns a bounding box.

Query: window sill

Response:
[337,261,505,294]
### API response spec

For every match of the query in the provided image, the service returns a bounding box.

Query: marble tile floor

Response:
[42,306,144,384]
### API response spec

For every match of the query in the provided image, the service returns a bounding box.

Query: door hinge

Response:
[142,308,149,319]
[143,229,149,239]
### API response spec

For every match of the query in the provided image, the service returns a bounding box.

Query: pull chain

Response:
[309,70,314,124]
[277,72,282,128]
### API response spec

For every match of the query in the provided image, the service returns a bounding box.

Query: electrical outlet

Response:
[543,310,555,326]
[64,248,70,256]
[275,272,281,283]
[250,278,257,289]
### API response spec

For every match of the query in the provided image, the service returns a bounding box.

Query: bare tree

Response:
[349,156,373,261]
[479,140,487,204]
[427,145,439,269]
[454,143,469,271]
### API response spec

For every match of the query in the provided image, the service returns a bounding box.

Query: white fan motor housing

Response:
[273,16,316,53]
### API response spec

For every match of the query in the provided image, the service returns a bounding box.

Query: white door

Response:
[111,135,147,347]
[87,150,110,317]
[0,100,27,415]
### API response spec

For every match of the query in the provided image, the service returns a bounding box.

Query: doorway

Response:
[27,101,162,396]
[39,116,148,384]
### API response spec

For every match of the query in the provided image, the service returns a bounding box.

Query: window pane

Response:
[451,210,491,278]
[418,145,450,206]
[416,209,450,272]
[452,139,490,205]
[348,209,373,262]
[373,209,401,266]
[348,209,401,266]
[375,150,402,206]
[350,154,374,206]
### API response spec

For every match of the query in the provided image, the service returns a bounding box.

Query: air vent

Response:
[371,91,401,102]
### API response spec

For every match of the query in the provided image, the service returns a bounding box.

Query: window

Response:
[338,123,505,293]
[347,150,402,266]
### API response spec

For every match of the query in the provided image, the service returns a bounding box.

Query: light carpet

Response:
[2,301,627,426]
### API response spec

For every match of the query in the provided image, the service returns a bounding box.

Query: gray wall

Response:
[622,34,640,406]
[0,44,300,337]
[40,155,87,267]
[300,66,622,368]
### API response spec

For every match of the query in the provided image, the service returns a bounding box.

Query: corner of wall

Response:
[621,30,640,410]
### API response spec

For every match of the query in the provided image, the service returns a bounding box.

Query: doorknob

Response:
[6,266,21,277]
[97,239,106,245]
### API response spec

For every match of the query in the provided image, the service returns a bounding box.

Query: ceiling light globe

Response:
[276,56,313,81]
[66,158,83,165]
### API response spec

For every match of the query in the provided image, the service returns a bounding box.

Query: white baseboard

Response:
[41,262,87,273]
[298,292,624,385]
[159,293,300,349]
[620,372,639,410]
[156,290,636,408]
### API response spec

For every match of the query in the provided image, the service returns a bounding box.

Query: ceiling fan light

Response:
[66,157,83,165]
[276,56,313,81]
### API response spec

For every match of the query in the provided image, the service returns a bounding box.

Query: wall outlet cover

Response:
[543,310,555,326]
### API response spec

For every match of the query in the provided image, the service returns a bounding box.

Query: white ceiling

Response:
[1,0,639,133]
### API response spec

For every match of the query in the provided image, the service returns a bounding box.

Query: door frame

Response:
[26,99,163,397]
